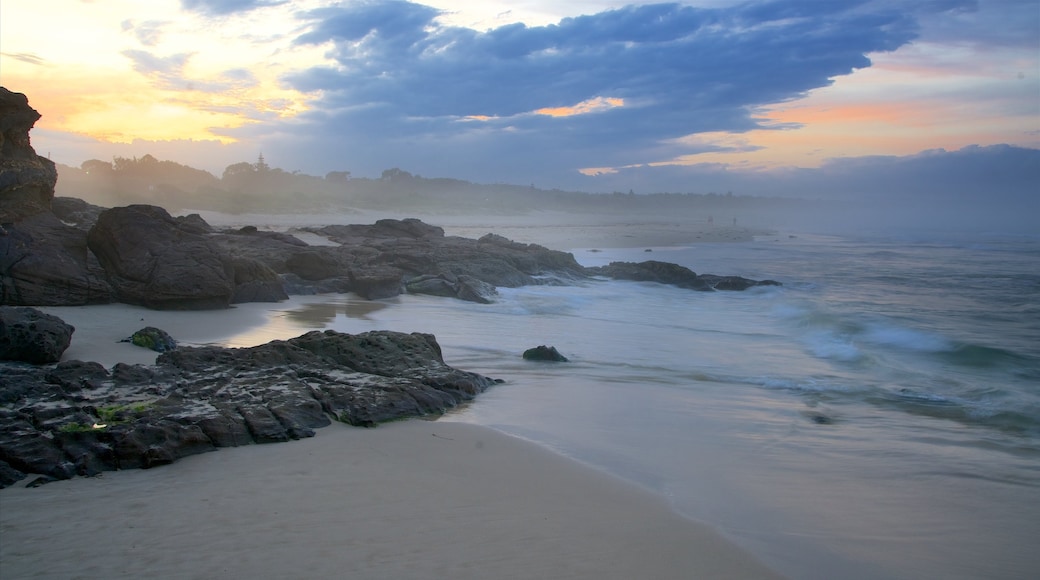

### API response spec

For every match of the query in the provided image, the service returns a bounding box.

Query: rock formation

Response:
[522,345,569,362]
[0,88,57,222]
[0,90,115,306]
[587,260,781,291]
[86,205,237,309]
[0,306,74,364]
[0,329,499,486]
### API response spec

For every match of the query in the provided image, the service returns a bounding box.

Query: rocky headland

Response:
[1,87,779,485]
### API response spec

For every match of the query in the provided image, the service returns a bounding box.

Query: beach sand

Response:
[0,421,780,579]
[2,216,783,578]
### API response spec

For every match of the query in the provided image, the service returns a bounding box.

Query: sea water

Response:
[224,230,1040,579]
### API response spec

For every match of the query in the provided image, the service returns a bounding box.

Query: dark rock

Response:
[109,421,214,469]
[45,360,110,391]
[50,196,106,230]
[523,345,569,362]
[87,205,236,309]
[175,213,214,235]
[405,273,498,304]
[122,326,178,353]
[230,256,287,303]
[700,274,782,291]
[455,275,498,304]
[0,306,74,363]
[588,260,780,291]
[0,416,75,480]
[0,88,57,223]
[285,250,342,281]
[405,274,458,298]
[0,329,499,482]
[349,265,404,299]
[0,459,25,487]
[1,211,115,306]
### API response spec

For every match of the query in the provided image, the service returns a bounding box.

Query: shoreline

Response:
[3,223,785,577]
[0,420,782,579]
[184,208,772,250]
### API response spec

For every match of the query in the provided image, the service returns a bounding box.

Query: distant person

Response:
[708,216,714,225]
[733,217,737,226]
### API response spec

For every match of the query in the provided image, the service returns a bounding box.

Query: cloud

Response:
[121,19,168,46]
[179,0,286,16]
[1,52,47,66]
[249,0,937,181]
[120,49,261,94]
[579,144,1040,204]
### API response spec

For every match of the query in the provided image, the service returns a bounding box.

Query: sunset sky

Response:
[1,0,1037,198]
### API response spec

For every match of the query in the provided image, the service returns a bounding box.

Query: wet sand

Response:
[0,421,780,579]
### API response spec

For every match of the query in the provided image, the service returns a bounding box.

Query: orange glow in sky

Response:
[535,97,625,117]
[1,1,1036,177]
[1,0,315,144]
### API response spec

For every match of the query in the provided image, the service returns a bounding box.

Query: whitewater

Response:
[217,227,1039,579]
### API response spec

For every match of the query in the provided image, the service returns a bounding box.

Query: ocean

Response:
[223,228,1040,579]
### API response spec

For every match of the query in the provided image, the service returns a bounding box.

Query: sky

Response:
[1,0,1038,202]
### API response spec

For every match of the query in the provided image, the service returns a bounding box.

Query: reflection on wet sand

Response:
[283,297,390,325]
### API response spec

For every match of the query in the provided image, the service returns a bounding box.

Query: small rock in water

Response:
[522,345,569,362]
[122,327,178,352]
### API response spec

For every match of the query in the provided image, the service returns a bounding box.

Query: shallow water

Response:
[217,230,1040,579]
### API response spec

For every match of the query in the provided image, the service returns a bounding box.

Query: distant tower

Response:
[255,152,269,173]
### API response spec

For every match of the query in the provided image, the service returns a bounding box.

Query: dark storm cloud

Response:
[287,0,916,120]
[254,0,938,179]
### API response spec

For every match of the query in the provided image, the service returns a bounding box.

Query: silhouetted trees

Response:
[54,152,810,217]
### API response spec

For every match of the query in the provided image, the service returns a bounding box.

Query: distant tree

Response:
[380,168,413,181]
[222,162,256,181]
[81,159,113,175]
[325,170,351,183]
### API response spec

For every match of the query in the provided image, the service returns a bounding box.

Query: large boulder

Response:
[1,211,114,305]
[0,88,57,223]
[0,329,500,484]
[87,205,236,309]
[0,306,74,363]
[522,345,569,362]
[230,256,288,303]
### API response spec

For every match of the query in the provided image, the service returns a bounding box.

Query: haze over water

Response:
[207,219,1040,580]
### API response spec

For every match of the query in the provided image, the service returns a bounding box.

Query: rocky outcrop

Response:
[50,196,105,230]
[0,88,57,223]
[230,256,288,303]
[587,260,781,291]
[87,205,237,309]
[0,306,74,364]
[2,89,779,313]
[1,211,115,305]
[406,273,499,304]
[0,329,499,485]
[0,91,114,306]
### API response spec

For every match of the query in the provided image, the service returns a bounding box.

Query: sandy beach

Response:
[1,217,784,579]
[0,420,780,579]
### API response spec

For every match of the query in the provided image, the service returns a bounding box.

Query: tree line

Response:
[54,153,808,217]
